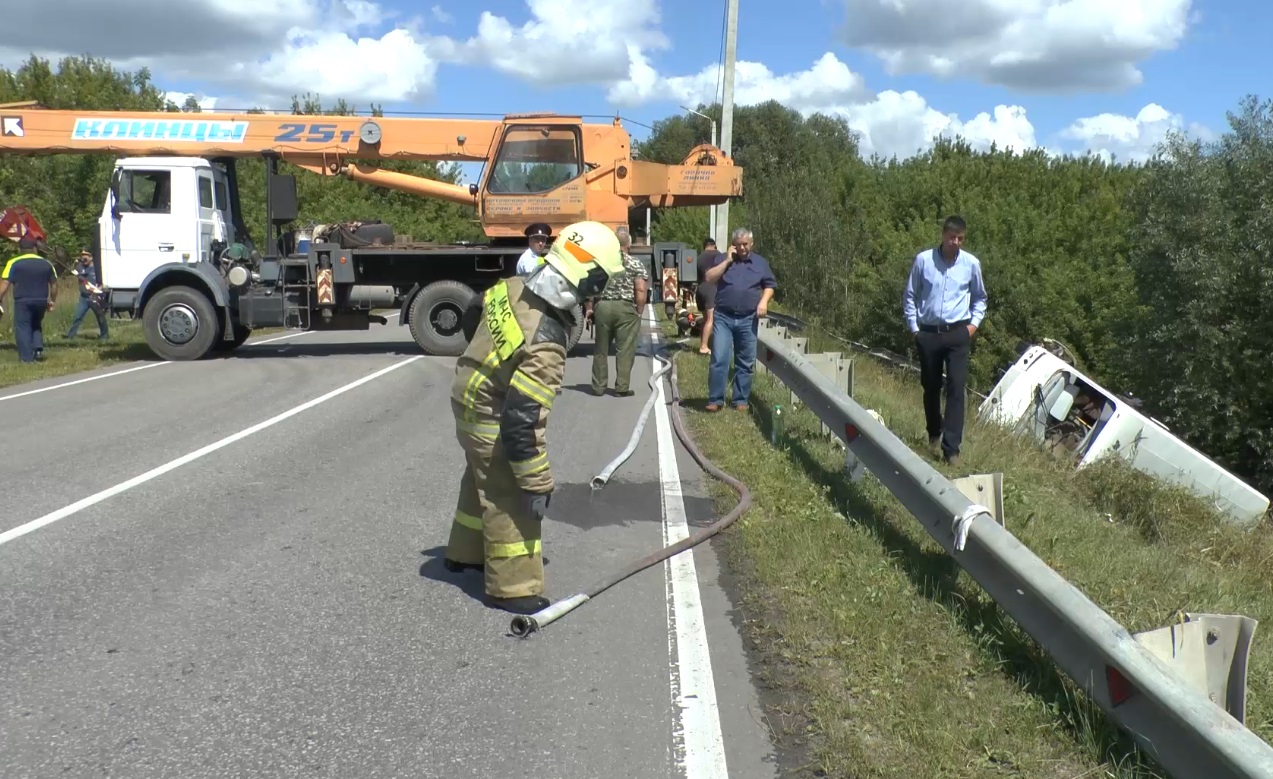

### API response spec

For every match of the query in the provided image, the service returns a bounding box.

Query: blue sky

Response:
[2,0,1265,163]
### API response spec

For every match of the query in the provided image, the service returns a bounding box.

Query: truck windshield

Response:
[486,126,581,194]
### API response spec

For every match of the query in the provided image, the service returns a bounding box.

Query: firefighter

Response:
[444,220,626,615]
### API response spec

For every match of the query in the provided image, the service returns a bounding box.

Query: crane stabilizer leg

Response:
[508,343,753,638]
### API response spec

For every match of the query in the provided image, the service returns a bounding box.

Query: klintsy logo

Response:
[72,118,248,143]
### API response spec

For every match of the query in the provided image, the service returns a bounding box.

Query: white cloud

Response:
[609,47,1206,161]
[427,0,668,87]
[0,0,439,104]
[835,0,1195,92]
[0,0,1209,163]
[1059,103,1212,162]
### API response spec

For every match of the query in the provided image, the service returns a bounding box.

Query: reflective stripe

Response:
[483,280,525,361]
[461,350,500,423]
[510,369,554,408]
[489,538,542,559]
[453,510,483,531]
[509,452,548,477]
[456,419,500,440]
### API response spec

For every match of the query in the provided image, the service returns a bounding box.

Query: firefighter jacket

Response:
[451,276,573,495]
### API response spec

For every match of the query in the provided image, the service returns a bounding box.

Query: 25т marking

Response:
[275,123,354,144]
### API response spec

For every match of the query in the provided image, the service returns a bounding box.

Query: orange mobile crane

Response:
[0,104,740,360]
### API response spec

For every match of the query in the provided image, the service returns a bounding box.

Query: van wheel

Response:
[143,286,220,361]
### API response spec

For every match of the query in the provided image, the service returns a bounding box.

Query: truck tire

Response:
[409,279,477,356]
[212,323,252,352]
[142,285,221,361]
[566,303,586,354]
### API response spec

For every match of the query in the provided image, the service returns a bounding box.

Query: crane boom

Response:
[0,106,742,237]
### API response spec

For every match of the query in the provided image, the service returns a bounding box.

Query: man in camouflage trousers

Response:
[590,226,649,396]
[445,220,626,615]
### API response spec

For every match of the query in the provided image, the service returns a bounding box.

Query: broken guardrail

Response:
[753,317,1271,779]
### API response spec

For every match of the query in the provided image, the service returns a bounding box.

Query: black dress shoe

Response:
[443,558,483,573]
[485,595,550,615]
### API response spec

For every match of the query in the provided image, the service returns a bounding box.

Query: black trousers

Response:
[915,323,972,457]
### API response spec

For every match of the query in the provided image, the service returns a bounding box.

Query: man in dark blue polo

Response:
[700,227,776,412]
[0,236,59,362]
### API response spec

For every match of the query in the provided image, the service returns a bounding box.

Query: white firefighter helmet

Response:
[540,221,625,298]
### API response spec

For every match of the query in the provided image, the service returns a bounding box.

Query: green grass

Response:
[662,312,1273,778]
[0,278,287,390]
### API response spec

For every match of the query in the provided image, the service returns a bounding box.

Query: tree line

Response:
[1,54,1270,499]
[637,99,1273,502]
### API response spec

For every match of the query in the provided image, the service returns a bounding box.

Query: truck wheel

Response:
[212,323,252,352]
[409,279,477,356]
[142,285,221,361]
[566,303,586,354]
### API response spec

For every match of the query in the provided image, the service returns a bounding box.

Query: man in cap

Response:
[444,220,626,615]
[515,222,553,276]
[64,249,109,341]
[0,236,59,362]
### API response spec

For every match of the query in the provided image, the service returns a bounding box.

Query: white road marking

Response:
[0,362,169,403]
[0,329,318,403]
[646,304,730,777]
[0,355,423,547]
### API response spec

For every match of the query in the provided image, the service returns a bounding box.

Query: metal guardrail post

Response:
[754,322,1273,779]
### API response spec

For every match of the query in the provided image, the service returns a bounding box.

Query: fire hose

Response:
[508,342,753,638]
[588,353,672,489]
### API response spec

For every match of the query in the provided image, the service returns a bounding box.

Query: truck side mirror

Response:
[109,169,122,220]
[269,174,299,224]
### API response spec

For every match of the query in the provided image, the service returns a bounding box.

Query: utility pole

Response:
[715,0,739,250]
[681,105,718,240]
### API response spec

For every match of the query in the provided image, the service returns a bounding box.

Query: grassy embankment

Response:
[664,313,1273,778]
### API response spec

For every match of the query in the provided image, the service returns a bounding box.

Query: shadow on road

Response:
[233,341,425,358]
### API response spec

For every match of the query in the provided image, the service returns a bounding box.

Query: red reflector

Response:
[1106,665,1133,706]
[844,423,860,441]
[765,348,773,362]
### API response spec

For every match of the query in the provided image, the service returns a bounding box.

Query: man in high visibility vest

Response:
[444,220,626,615]
[0,237,59,362]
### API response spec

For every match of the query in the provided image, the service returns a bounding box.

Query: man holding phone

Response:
[700,227,776,412]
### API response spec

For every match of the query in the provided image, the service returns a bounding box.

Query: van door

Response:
[103,167,182,291]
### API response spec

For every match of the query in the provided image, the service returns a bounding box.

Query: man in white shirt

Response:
[515,223,553,275]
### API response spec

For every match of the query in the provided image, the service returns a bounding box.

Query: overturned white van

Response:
[977,344,1269,526]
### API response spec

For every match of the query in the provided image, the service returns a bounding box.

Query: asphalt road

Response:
[0,310,780,779]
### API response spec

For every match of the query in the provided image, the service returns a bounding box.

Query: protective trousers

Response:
[591,299,640,393]
[445,427,545,599]
[13,299,47,363]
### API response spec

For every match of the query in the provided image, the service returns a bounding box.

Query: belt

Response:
[918,319,970,333]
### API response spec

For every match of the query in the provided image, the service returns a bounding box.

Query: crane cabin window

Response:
[486,126,582,194]
[119,169,172,214]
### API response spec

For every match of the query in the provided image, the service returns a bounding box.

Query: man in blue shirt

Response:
[64,249,109,340]
[0,236,59,362]
[902,215,988,466]
[701,227,776,411]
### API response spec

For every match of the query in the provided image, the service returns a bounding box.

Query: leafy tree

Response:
[1117,96,1273,489]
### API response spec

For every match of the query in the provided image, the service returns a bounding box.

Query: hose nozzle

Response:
[507,593,590,639]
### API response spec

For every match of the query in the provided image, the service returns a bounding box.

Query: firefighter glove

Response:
[522,490,551,521]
